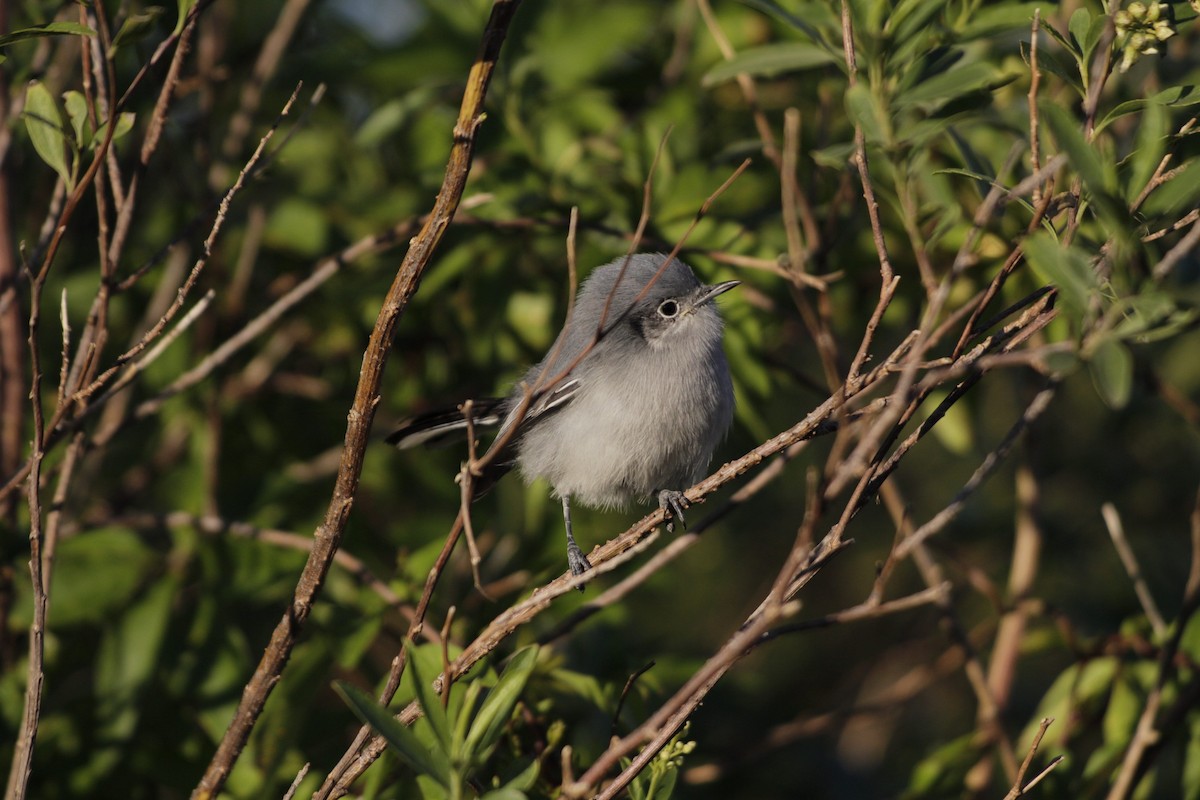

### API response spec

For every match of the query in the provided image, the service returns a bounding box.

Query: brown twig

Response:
[539,402,888,646]
[894,381,1059,560]
[1104,490,1200,800]
[1151,215,1200,281]
[439,607,457,710]
[189,2,523,796]
[76,84,303,408]
[1101,503,1166,637]
[4,232,51,800]
[281,762,309,800]
[1003,717,1055,800]
[839,0,894,286]
[611,661,656,738]
[1028,10,1043,206]
[218,0,311,164]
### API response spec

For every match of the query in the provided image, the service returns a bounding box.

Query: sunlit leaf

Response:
[1067,8,1092,59]
[1023,231,1098,323]
[702,42,836,87]
[1040,18,1081,58]
[1040,102,1114,195]
[1128,99,1168,205]
[1101,673,1140,745]
[63,90,89,146]
[334,681,451,787]
[0,21,94,48]
[404,641,452,756]
[897,62,1005,110]
[1032,47,1085,95]
[905,732,979,794]
[1184,714,1200,800]
[887,0,942,42]
[1098,85,1200,133]
[959,3,1042,39]
[176,0,199,35]
[1143,161,1200,216]
[845,83,890,146]
[463,646,538,763]
[740,0,837,47]
[23,81,73,188]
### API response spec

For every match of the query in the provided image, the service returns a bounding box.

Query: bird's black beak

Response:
[692,280,740,307]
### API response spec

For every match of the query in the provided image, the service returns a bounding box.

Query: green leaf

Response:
[91,574,178,772]
[1101,673,1140,745]
[1032,48,1084,96]
[905,732,979,794]
[1128,99,1168,205]
[1110,292,1175,340]
[1040,102,1114,195]
[1023,231,1098,322]
[810,140,855,169]
[45,528,156,626]
[63,90,89,147]
[1020,658,1117,748]
[1098,85,1200,133]
[111,8,166,53]
[701,42,836,87]
[926,391,975,455]
[23,81,73,188]
[959,3,1042,39]
[334,681,451,787]
[1184,714,1200,800]
[1042,349,1081,375]
[1081,13,1108,62]
[480,790,527,800]
[1089,337,1133,409]
[264,199,330,256]
[739,0,836,47]
[896,61,1000,109]
[1068,9,1092,59]
[845,83,890,146]
[93,111,137,148]
[176,0,199,35]
[1143,161,1200,217]
[404,641,453,756]
[887,0,943,42]
[495,758,540,793]
[0,21,95,48]
[1040,19,1081,58]
[452,680,484,753]
[463,646,538,762]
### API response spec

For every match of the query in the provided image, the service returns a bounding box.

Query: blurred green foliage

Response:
[1,0,1200,798]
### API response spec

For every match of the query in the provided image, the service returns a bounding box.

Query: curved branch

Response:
[188,2,523,796]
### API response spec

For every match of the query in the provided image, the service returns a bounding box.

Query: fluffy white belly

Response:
[515,354,729,508]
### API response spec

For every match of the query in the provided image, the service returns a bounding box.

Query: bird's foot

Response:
[566,541,592,577]
[657,489,690,533]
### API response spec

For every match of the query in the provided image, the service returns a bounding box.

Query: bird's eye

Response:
[657,300,679,318]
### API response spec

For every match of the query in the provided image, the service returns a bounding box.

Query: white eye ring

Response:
[657,299,679,318]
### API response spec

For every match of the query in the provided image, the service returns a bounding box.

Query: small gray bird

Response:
[388,253,737,577]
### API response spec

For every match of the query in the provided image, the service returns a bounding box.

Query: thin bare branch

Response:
[192,3,524,795]
[1101,503,1167,637]
[1003,718,1055,800]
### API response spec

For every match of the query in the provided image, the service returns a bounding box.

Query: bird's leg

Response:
[657,489,690,533]
[562,494,592,579]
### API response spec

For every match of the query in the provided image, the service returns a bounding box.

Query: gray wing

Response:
[492,375,581,445]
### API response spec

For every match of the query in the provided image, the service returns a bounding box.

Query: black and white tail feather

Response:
[385,398,506,450]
